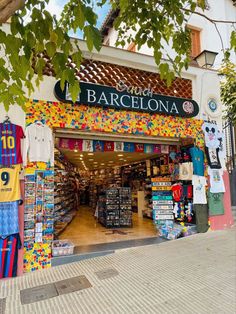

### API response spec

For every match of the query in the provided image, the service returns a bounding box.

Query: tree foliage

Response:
[220,60,236,123]
[0,0,235,112]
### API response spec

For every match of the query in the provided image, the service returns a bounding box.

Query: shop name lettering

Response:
[54,80,199,117]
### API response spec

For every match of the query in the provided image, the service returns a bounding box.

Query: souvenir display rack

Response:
[98,188,132,228]
[152,177,174,225]
[54,155,77,237]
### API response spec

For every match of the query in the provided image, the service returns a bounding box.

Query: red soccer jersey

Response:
[0,123,24,165]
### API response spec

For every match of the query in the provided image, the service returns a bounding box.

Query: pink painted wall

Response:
[17,181,24,276]
[209,171,234,230]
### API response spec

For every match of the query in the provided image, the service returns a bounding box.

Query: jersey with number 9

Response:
[0,123,25,165]
[0,165,21,202]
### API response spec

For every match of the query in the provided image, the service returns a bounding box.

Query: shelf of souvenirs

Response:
[54,211,77,237]
[55,153,77,172]
[54,199,75,212]
[54,187,75,196]
[54,195,74,205]
[54,206,75,221]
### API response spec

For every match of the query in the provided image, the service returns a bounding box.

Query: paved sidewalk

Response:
[0,228,235,314]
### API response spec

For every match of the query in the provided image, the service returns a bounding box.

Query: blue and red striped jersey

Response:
[0,233,21,278]
[0,123,24,165]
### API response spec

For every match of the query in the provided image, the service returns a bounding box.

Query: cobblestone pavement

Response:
[0,228,235,314]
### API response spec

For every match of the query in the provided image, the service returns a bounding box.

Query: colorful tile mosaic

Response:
[23,242,51,272]
[26,100,204,147]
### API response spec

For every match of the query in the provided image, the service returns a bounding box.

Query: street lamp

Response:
[194,50,218,68]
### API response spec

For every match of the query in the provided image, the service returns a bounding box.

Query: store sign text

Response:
[54,81,199,118]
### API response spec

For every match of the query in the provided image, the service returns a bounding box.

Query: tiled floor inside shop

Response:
[59,206,157,247]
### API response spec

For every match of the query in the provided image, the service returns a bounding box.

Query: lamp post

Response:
[194,50,218,68]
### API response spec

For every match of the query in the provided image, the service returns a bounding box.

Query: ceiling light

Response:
[101,163,105,165]
[119,158,123,161]
[80,154,83,157]
[118,154,123,157]
[89,159,94,161]
[88,153,94,156]
[80,158,83,160]
[74,149,78,153]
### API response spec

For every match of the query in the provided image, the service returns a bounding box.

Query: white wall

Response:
[104,0,236,68]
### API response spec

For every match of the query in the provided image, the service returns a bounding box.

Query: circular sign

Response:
[205,97,221,118]
[208,98,218,112]
[183,101,194,114]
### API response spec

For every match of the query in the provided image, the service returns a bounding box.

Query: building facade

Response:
[0,1,235,277]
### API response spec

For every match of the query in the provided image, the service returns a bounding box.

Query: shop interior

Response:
[53,135,197,248]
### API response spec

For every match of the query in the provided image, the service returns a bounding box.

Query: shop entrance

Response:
[53,132,181,249]
[53,130,197,254]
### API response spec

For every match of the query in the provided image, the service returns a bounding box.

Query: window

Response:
[127,42,136,52]
[189,27,201,59]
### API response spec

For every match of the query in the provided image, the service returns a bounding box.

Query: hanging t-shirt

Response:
[181,147,192,162]
[93,140,104,152]
[208,192,224,216]
[82,140,93,152]
[124,142,135,152]
[0,165,21,202]
[144,144,154,153]
[189,147,204,176]
[0,123,24,165]
[205,147,221,169]
[179,162,193,180]
[208,168,225,193]
[0,233,21,278]
[104,141,114,152]
[172,184,183,202]
[202,122,220,148]
[23,123,54,166]
[114,142,124,152]
[135,143,144,153]
[0,201,19,238]
[192,175,207,204]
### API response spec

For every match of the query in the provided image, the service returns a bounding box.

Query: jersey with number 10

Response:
[0,123,24,165]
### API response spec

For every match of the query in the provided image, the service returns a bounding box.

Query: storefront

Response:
[0,55,234,278]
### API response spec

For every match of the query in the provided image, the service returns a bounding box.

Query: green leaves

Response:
[230,31,236,52]
[220,60,236,123]
[45,42,56,57]
[69,80,81,103]
[84,25,102,51]
[0,0,235,113]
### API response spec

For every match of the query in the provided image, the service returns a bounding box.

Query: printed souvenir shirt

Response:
[192,175,207,204]
[23,123,54,166]
[208,192,224,216]
[201,122,220,149]
[189,147,204,176]
[208,168,225,193]
[0,123,24,165]
[0,165,21,202]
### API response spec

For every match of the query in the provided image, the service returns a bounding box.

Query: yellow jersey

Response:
[0,165,21,202]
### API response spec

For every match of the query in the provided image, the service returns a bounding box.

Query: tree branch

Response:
[0,0,25,24]
[183,8,236,24]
